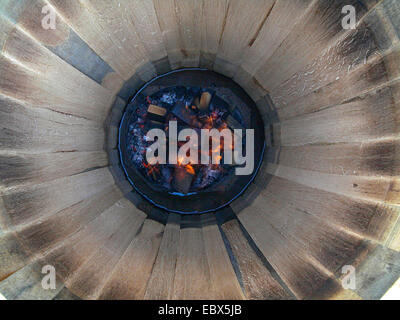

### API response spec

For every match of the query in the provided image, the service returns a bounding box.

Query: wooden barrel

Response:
[0,0,399,300]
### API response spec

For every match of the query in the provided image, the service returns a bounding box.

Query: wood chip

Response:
[148,104,167,122]
[197,92,212,111]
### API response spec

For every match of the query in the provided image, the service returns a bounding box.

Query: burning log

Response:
[172,165,194,194]
[172,101,202,128]
[147,104,167,122]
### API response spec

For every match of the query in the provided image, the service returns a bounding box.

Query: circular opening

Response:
[119,69,265,214]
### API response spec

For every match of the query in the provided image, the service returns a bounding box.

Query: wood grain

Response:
[0,94,105,154]
[144,213,181,299]
[172,224,213,299]
[221,218,292,299]
[98,219,164,300]
[66,199,146,299]
[202,215,245,300]
[1,168,115,227]
[214,0,276,77]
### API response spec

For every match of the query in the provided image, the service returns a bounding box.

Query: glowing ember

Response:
[185,164,195,175]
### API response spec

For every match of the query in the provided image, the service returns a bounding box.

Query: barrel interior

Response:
[0,0,399,300]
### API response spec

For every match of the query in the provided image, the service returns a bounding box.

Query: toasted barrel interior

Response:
[0,0,399,300]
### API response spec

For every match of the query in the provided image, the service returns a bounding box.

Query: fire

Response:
[212,145,221,153]
[129,85,244,194]
[210,154,222,165]
[177,156,185,166]
[185,164,195,175]
[176,156,195,175]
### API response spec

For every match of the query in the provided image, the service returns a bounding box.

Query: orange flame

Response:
[185,164,195,175]
[177,156,184,166]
